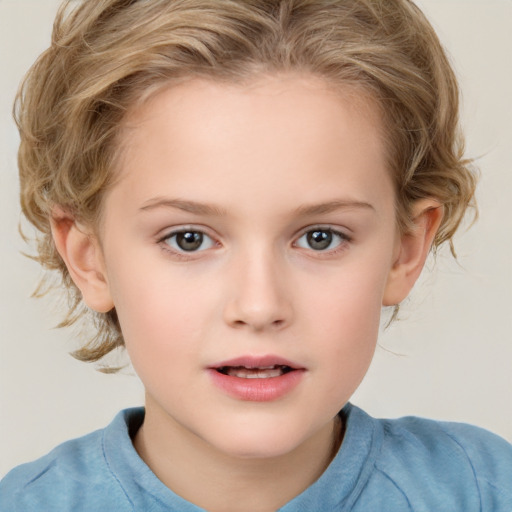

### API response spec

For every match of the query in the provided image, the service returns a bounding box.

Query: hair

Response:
[15,0,477,366]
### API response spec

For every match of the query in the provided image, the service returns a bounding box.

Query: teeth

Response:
[230,368,282,379]
[220,365,290,379]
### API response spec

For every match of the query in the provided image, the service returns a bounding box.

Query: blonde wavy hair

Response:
[15,0,477,366]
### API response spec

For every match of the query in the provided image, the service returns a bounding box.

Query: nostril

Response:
[223,288,292,330]
[229,317,286,331]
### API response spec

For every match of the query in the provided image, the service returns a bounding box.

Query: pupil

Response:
[176,232,203,251]
[307,230,332,250]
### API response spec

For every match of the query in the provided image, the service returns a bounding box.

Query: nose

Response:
[223,248,293,332]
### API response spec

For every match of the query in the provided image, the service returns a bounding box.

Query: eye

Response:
[295,228,348,251]
[163,230,215,253]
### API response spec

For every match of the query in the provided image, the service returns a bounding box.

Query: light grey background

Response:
[1,0,511,476]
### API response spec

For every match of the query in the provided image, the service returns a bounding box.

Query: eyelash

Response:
[158,227,217,259]
[157,226,351,259]
[294,226,351,255]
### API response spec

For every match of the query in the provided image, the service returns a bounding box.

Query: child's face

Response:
[96,75,400,458]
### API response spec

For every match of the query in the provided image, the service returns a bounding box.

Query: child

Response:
[1,0,511,510]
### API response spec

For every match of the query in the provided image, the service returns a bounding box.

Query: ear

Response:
[383,199,443,306]
[50,207,114,313]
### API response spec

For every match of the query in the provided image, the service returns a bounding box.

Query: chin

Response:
[202,418,318,461]
[215,435,302,460]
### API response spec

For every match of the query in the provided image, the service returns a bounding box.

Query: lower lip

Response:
[207,369,305,402]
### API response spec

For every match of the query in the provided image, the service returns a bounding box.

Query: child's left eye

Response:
[295,228,348,251]
[163,230,215,253]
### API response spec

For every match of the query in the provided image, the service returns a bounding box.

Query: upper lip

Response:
[208,355,304,370]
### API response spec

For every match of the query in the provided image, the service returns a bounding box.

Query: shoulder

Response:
[0,410,141,512]
[374,414,512,511]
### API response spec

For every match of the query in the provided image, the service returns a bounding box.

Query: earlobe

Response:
[50,208,114,313]
[383,199,444,306]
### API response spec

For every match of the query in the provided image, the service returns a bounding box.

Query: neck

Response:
[133,402,343,512]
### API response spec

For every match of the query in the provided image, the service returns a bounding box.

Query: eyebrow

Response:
[293,200,375,216]
[140,198,228,216]
[139,197,375,216]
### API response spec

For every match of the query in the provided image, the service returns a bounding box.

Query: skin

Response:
[52,74,442,512]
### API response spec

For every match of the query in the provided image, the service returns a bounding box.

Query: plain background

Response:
[1,0,511,477]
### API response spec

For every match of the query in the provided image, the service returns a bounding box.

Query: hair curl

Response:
[15,0,477,366]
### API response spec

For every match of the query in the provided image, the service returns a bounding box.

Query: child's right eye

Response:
[162,230,215,253]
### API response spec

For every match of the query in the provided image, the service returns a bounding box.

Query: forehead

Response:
[108,74,392,219]
[122,74,384,145]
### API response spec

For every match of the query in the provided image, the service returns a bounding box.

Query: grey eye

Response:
[296,229,346,251]
[165,231,214,252]
[307,230,332,250]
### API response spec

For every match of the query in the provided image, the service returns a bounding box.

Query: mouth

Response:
[215,364,295,379]
[207,356,305,401]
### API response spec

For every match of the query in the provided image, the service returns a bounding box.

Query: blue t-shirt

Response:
[1,404,511,511]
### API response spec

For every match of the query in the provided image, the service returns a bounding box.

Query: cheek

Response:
[107,258,218,362]
[299,254,390,372]
[113,280,200,394]
[302,257,389,332]
[311,289,381,370]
